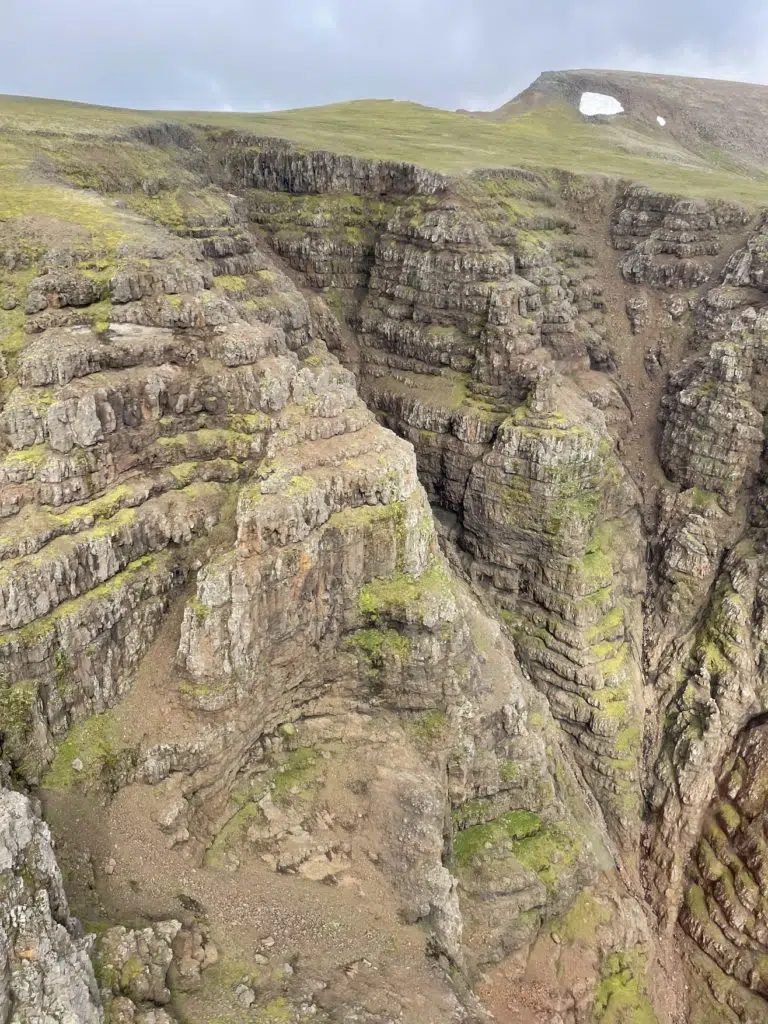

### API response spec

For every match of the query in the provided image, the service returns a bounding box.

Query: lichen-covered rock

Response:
[93,919,217,1010]
[94,922,180,1005]
[647,541,768,931]
[0,788,102,1023]
[659,319,763,503]
[459,372,644,845]
[681,723,768,1004]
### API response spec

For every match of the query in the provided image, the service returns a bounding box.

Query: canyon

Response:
[1,69,768,1023]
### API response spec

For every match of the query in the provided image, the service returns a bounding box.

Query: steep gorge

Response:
[1,107,768,1023]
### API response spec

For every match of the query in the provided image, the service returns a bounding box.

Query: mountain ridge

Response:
[2,67,768,202]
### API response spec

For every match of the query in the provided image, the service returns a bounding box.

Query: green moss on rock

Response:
[593,948,657,1024]
[409,709,449,744]
[358,560,453,622]
[453,810,543,866]
[41,710,118,790]
[556,890,612,946]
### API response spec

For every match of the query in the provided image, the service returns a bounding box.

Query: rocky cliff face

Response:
[0,787,101,1023]
[1,122,768,1023]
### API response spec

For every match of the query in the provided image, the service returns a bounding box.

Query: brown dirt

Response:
[41,603,462,1023]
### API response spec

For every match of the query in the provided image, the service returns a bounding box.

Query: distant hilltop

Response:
[474,68,768,174]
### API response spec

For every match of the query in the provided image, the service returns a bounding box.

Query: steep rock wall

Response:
[0,145,651,1024]
[232,142,768,1021]
[2,127,768,1023]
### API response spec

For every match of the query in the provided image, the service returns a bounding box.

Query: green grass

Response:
[409,709,449,743]
[203,802,263,868]
[453,810,543,866]
[1,93,767,203]
[593,949,658,1024]
[555,890,612,945]
[41,710,118,789]
[271,745,324,804]
[357,560,454,621]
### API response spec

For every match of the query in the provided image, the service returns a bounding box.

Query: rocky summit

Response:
[1,69,768,1024]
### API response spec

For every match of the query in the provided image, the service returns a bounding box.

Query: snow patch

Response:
[656,115,667,126]
[579,92,624,117]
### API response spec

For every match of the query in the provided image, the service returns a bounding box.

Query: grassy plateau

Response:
[1,91,768,204]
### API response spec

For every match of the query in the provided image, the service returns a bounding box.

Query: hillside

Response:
[2,72,768,202]
[499,69,768,173]
[1,71,768,1024]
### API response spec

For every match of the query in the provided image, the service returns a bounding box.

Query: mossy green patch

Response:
[214,275,247,292]
[0,680,39,773]
[613,724,641,758]
[588,605,624,641]
[451,798,501,830]
[260,997,293,1022]
[453,810,543,866]
[690,487,720,510]
[284,474,315,497]
[717,800,741,833]
[1,444,47,470]
[556,890,613,946]
[119,955,145,990]
[409,709,449,744]
[123,186,233,234]
[499,759,522,783]
[204,803,263,868]
[512,820,582,892]
[188,597,210,624]
[271,746,324,805]
[41,710,118,790]
[593,948,657,1024]
[357,559,453,622]
[344,627,411,679]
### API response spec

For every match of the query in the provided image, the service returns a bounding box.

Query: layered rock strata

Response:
[2,122,768,1023]
[233,144,768,1020]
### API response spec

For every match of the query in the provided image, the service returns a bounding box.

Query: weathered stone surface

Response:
[233,143,448,196]
[94,922,180,1005]
[723,215,768,291]
[3,114,768,1024]
[611,184,749,290]
[659,321,763,504]
[0,788,102,1023]
[680,723,768,1004]
[625,294,648,334]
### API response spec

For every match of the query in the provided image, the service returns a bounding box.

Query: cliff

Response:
[0,73,768,1023]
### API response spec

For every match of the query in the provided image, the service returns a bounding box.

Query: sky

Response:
[1,0,767,113]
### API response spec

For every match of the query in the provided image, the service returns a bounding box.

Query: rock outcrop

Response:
[0,787,101,1023]
[2,111,768,1024]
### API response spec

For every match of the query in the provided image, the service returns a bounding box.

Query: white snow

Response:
[656,115,667,126]
[579,92,624,116]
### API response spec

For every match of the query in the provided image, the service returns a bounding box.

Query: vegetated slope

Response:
[1,71,768,1024]
[2,68,768,201]
[493,69,768,175]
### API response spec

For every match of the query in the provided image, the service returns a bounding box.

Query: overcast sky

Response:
[2,0,767,113]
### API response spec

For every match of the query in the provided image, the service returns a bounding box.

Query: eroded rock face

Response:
[0,161,604,1022]
[1,125,768,1024]
[0,788,101,1023]
[681,724,768,1000]
[611,184,749,289]
[236,152,768,1020]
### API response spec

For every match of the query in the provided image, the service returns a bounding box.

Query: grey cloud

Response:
[1,0,766,112]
